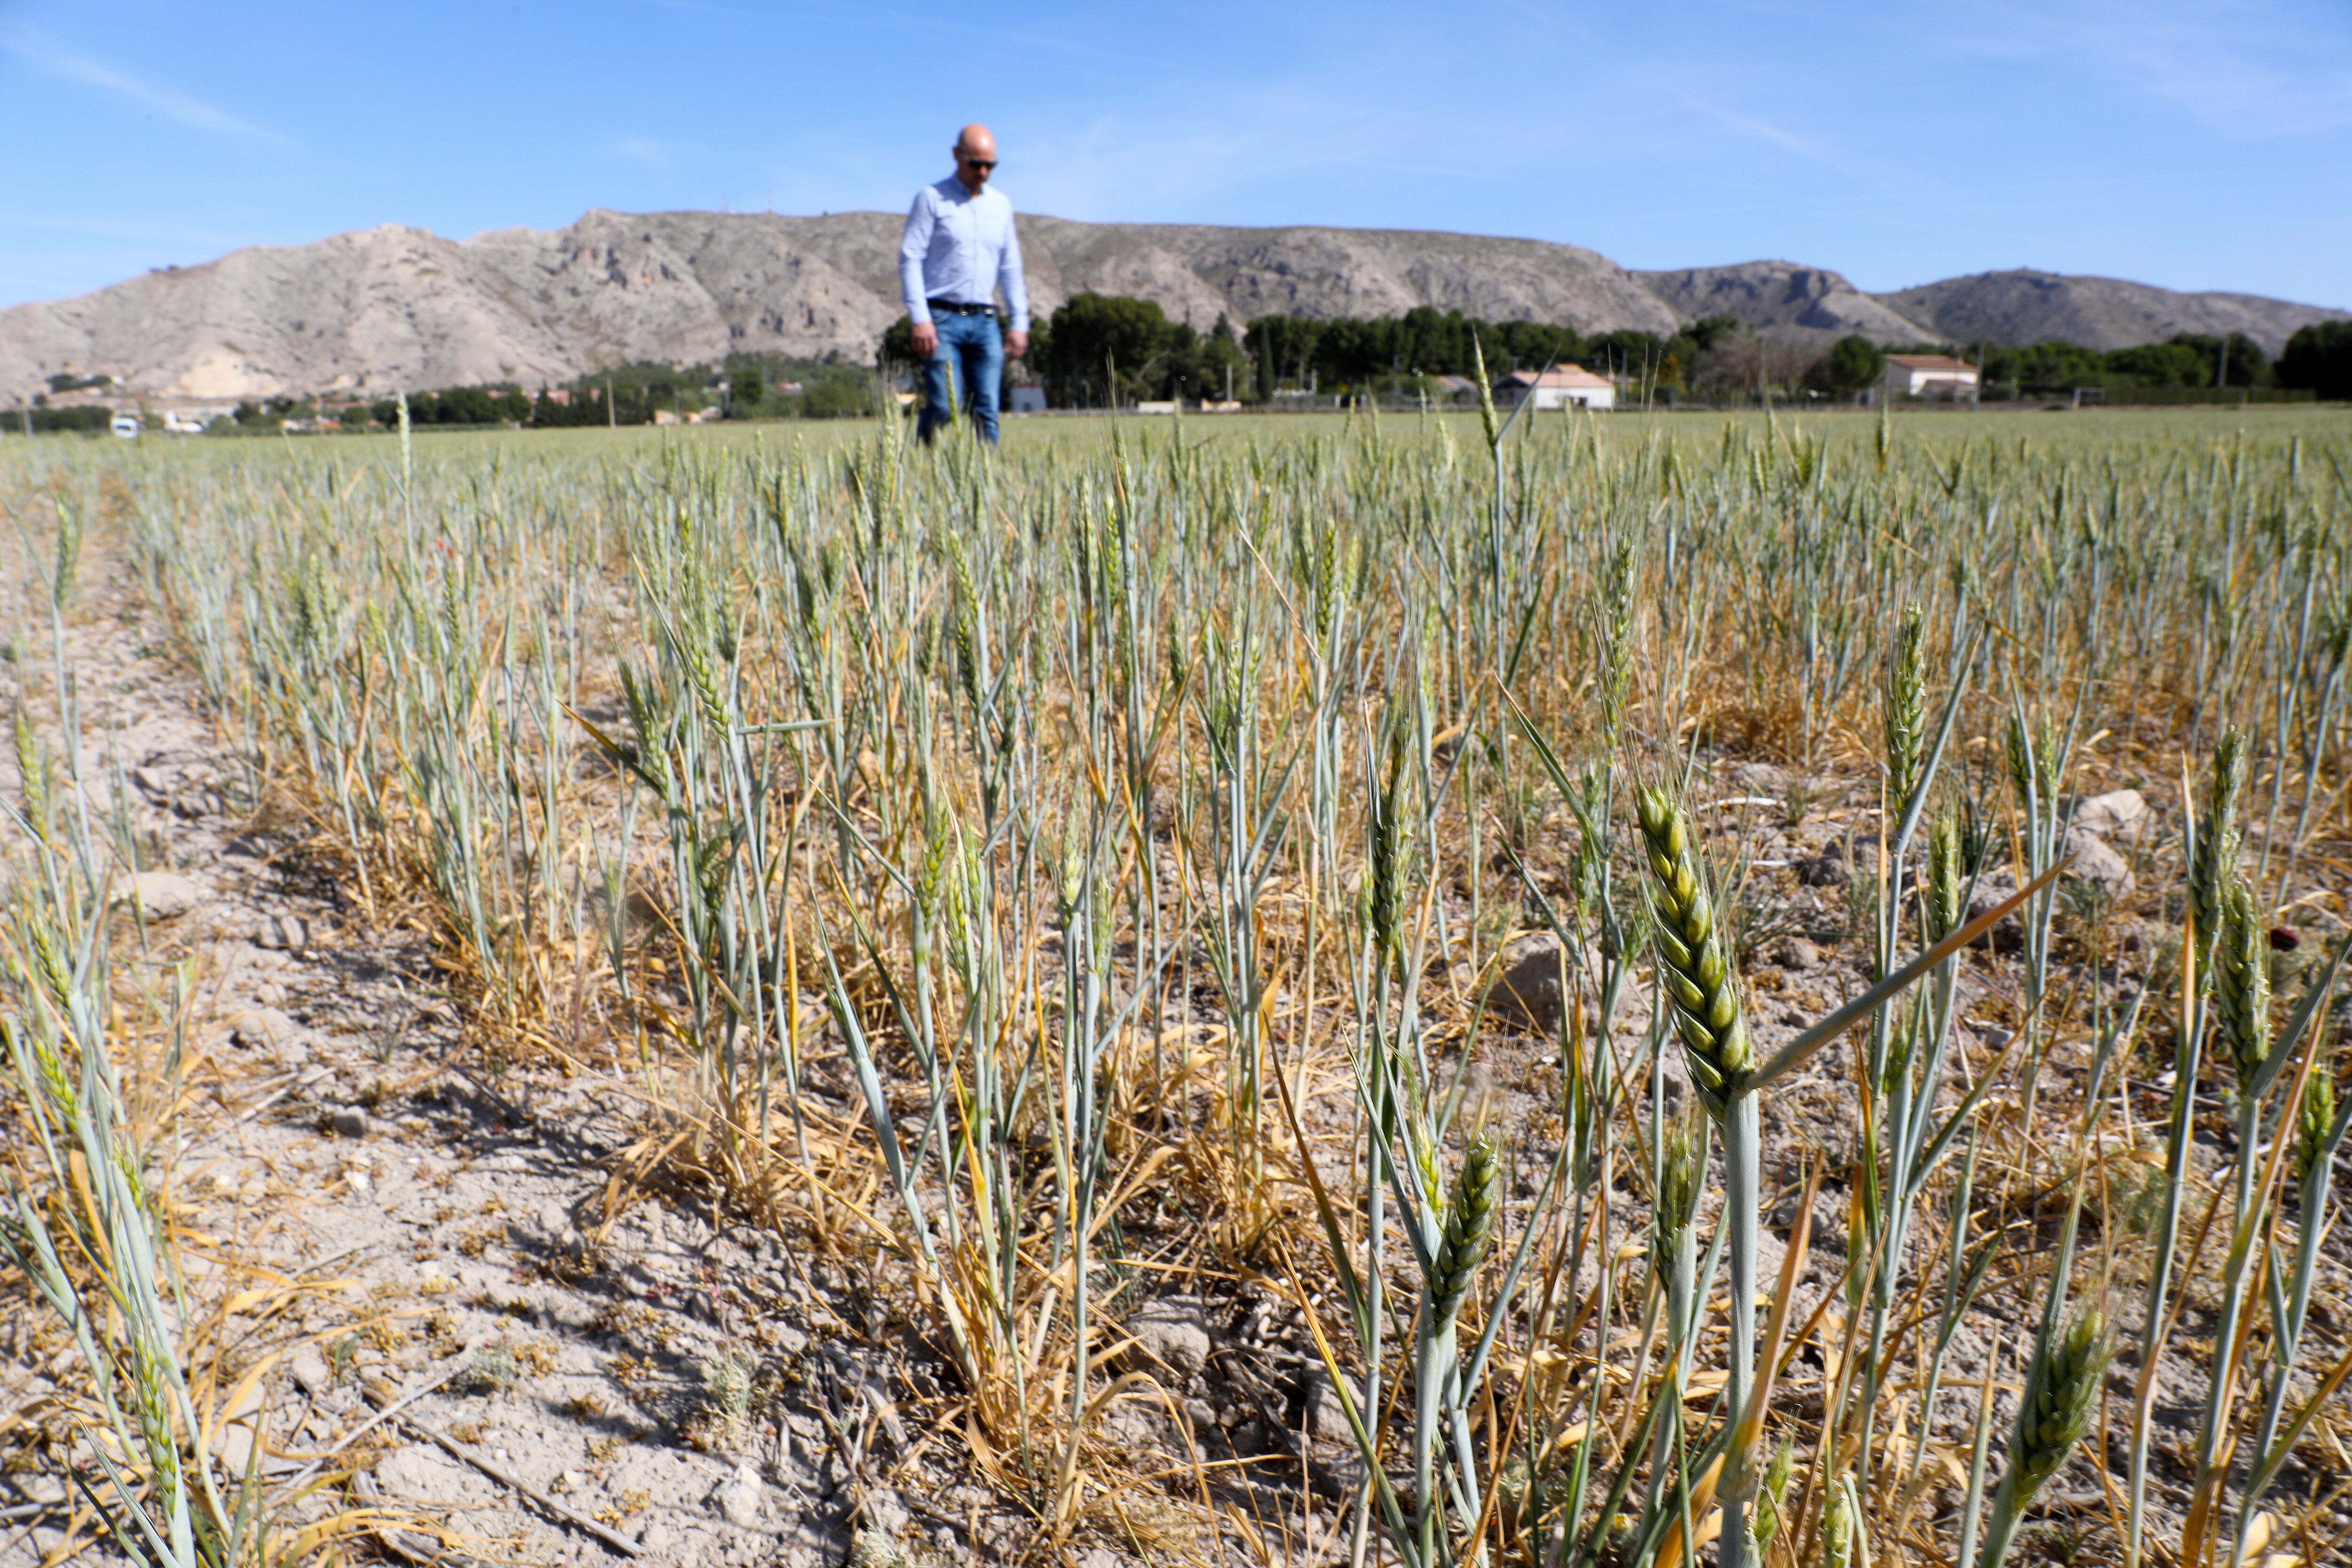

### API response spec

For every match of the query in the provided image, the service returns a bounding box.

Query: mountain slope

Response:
[0,210,2342,401]
[0,210,1678,401]
[1636,262,1931,343]
[1877,269,2346,354]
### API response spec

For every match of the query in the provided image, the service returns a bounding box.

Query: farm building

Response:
[1885,354,1980,397]
[1494,365,1616,412]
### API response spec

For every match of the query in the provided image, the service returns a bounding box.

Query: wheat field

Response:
[2,403,2351,1568]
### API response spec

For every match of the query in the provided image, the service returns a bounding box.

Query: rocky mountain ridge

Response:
[2,208,2341,401]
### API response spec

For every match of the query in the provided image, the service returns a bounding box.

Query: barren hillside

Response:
[1636,262,1932,342]
[1878,269,2349,354]
[1,209,2343,400]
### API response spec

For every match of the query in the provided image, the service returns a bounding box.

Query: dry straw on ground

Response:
[1,405,2350,1568]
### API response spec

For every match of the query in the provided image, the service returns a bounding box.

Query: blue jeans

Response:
[918,311,1002,445]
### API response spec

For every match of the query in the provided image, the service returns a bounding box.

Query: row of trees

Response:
[20,314,2341,439]
[881,301,1250,408]
[955,298,1759,408]
[1242,309,1748,401]
[325,355,886,429]
[955,296,1866,408]
[11,406,115,433]
[941,293,2349,409]
[1962,333,2273,396]
[365,387,533,426]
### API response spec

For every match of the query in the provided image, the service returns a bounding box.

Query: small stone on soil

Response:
[1120,1301,1214,1378]
[118,870,205,920]
[1487,932,1566,1035]
[2073,787,2147,836]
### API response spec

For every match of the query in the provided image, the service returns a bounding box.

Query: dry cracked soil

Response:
[5,535,2350,1567]
[0,545,1037,1568]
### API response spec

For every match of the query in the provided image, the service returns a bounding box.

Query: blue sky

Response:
[2,0,2348,311]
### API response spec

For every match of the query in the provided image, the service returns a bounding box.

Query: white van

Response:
[110,412,141,439]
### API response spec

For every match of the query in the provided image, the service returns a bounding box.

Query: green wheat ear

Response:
[1749,1441,1794,1557]
[1656,1107,1707,1251]
[2298,1069,2337,1186]
[1429,1132,1499,1328]
[2193,727,2248,974]
[1885,603,1927,809]
[1635,784,1752,1119]
[1822,1474,1860,1568]
[2213,875,2271,1091]
[1470,335,1501,454]
[2011,1307,2110,1505]
[1926,805,1965,943]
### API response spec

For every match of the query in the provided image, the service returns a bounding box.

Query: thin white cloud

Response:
[1,25,279,141]
[1951,0,2352,138]
[1677,95,1854,172]
[612,136,705,168]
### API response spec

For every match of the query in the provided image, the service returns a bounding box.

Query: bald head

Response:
[952,125,998,194]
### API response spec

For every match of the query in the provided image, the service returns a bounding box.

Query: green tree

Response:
[798,372,880,418]
[1581,330,1669,380]
[2158,332,2268,388]
[2277,321,2352,400]
[1988,341,2106,394]
[1496,320,1583,372]
[1199,316,1249,402]
[1245,315,1325,397]
[879,315,922,367]
[1685,315,1741,352]
[1826,335,1886,396]
[2105,341,2210,388]
[1036,293,1178,408]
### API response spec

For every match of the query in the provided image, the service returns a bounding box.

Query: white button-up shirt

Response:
[898,175,1030,332]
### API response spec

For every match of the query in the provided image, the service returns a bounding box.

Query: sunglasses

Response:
[960,157,997,170]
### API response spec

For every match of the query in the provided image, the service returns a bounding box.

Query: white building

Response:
[1495,365,1616,412]
[1885,354,1980,398]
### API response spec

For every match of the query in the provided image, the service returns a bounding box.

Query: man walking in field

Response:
[899,123,1030,445]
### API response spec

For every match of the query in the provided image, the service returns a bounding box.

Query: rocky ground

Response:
[0,541,1404,1568]
[0,550,943,1567]
[4,538,2350,1567]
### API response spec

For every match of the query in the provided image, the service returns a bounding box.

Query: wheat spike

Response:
[1885,603,1927,809]
[2296,1065,2335,1187]
[1823,1474,1859,1568]
[2193,728,2248,974]
[1636,785,1752,1118]
[2008,1307,2109,1505]
[1429,1132,1500,1328]
[2213,875,2271,1091]
[1927,806,1964,943]
[1656,1108,1706,1247]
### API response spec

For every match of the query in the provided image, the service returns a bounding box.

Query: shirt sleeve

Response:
[998,209,1029,333]
[899,189,936,324]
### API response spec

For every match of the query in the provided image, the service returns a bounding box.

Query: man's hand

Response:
[911,320,938,358]
[1006,330,1029,361]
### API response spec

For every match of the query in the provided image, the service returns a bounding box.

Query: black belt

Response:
[926,299,994,317]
